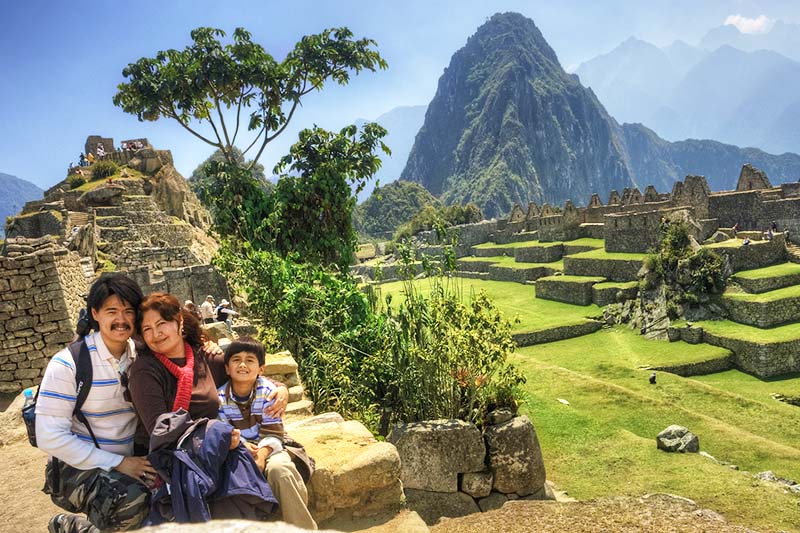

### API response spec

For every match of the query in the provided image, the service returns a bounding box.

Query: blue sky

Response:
[2,0,798,189]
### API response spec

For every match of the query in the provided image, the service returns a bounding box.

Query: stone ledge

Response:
[512,321,603,347]
[536,276,605,306]
[651,354,734,377]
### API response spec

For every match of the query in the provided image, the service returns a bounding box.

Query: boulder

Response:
[264,351,298,375]
[460,471,493,498]
[286,414,403,522]
[404,489,480,525]
[201,321,235,343]
[483,415,546,496]
[477,491,508,512]
[656,425,699,453]
[78,184,125,207]
[388,419,486,493]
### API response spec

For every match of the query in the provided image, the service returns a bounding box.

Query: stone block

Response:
[461,471,493,498]
[286,414,403,522]
[288,385,304,403]
[14,368,41,379]
[264,351,298,375]
[404,489,480,525]
[388,419,486,493]
[6,316,35,332]
[9,276,33,291]
[285,399,314,417]
[484,415,546,496]
[477,491,508,512]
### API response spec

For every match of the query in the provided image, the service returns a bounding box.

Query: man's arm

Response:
[36,414,125,471]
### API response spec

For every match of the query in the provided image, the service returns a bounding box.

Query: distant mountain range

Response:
[0,173,43,238]
[354,105,427,202]
[576,21,800,155]
[399,13,800,219]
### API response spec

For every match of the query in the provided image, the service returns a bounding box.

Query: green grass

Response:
[693,369,800,406]
[472,240,562,249]
[567,249,648,261]
[537,275,605,283]
[724,283,800,303]
[562,237,605,248]
[734,262,800,280]
[593,280,639,290]
[514,327,800,532]
[705,238,772,249]
[74,169,145,192]
[375,278,600,333]
[459,255,564,270]
[696,319,800,343]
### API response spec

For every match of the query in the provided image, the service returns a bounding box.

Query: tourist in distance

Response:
[96,144,105,158]
[36,274,154,533]
[183,299,202,321]
[216,298,239,327]
[200,294,216,324]
[128,293,290,520]
[217,337,317,529]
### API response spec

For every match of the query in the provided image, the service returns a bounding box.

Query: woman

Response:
[127,293,289,521]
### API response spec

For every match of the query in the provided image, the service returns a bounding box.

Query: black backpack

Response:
[22,339,100,449]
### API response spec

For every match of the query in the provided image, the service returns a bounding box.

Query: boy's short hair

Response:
[224,336,266,366]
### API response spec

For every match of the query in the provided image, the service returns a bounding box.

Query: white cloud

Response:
[723,14,774,34]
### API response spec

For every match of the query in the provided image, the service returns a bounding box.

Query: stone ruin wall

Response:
[437,165,800,253]
[128,264,231,308]
[0,237,87,393]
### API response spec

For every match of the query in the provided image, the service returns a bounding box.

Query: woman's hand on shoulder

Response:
[203,340,224,358]
[265,385,289,418]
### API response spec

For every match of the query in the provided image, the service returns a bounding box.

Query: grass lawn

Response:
[562,237,605,248]
[695,319,800,343]
[375,278,601,333]
[734,262,800,280]
[537,275,605,283]
[593,280,639,290]
[567,249,648,261]
[472,240,563,250]
[459,256,564,270]
[514,327,800,532]
[705,238,772,249]
[724,283,800,302]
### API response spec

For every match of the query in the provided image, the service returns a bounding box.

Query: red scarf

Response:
[153,342,195,412]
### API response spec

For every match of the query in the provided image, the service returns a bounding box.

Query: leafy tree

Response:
[113,27,386,169]
[394,202,483,241]
[353,180,438,238]
[189,147,271,203]
[269,123,389,270]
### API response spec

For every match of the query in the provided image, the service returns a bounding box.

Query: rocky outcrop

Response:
[656,425,699,453]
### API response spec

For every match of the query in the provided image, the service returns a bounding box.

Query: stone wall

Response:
[536,276,604,306]
[512,321,603,347]
[388,416,551,525]
[563,255,643,282]
[709,235,787,272]
[5,210,66,240]
[0,237,87,393]
[651,354,734,377]
[722,294,800,329]
[701,328,800,378]
[129,264,230,305]
[514,245,563,263]
[733,271,800,294]
[592,281,639,307]
[486,264,556,284]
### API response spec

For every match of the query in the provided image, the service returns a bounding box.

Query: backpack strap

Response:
[68,339,100,449]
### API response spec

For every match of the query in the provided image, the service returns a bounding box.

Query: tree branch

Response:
[167,106,222,148]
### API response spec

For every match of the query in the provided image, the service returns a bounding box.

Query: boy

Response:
[217,338,317,530]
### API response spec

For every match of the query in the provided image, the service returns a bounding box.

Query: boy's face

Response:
[225,351,261,385]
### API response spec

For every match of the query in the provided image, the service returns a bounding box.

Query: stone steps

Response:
[68,211,89,227]
[787,243,800,264]
[79,256,95,281]
[722,285,800,328]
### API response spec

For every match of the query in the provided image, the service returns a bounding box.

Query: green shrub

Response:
[216,235,524,435]
[92,160,119,180]
[66,174,87,189]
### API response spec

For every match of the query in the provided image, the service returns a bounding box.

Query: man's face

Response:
[91,294,136,346]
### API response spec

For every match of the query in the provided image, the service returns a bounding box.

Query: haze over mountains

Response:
[576,21,800,156]
[398,13,800,218]
[0,173,43,238]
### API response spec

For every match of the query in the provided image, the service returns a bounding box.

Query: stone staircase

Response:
[787,242,800,264]
[68,211,89,228]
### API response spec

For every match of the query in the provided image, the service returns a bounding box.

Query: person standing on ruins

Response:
[200,294,216,324]
[36,274,155,533]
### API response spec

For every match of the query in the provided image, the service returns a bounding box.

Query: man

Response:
[215,299,239,328]
[200,294,216,324]
[36,274,156,532]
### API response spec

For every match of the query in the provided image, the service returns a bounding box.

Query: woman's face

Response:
[140,308,184,357]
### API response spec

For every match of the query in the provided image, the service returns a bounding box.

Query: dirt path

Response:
[0,439,60,532]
